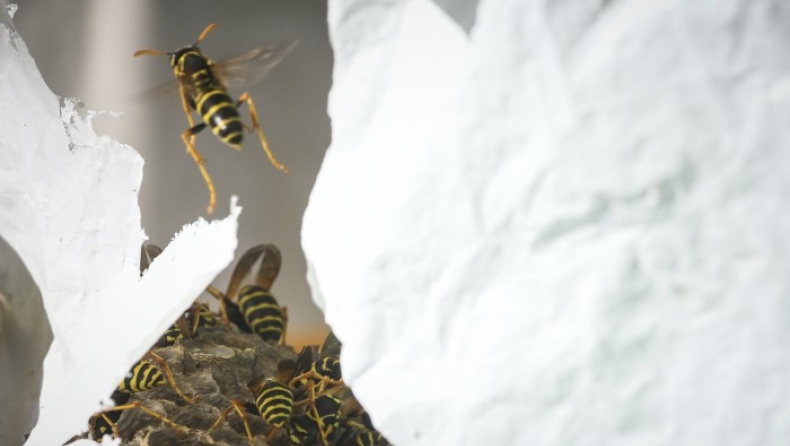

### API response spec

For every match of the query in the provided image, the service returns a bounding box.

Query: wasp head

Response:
[171,47,211,74]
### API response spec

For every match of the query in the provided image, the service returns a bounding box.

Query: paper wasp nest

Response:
[109,328,294,446]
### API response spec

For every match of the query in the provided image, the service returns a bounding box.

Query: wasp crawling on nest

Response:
[67,244,388,446]
[135,24,295,214]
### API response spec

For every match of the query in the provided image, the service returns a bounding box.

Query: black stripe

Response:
[221,126,244,146]
[247,306,284,321]
[239,289,278,305]
[255,382,293,427]
[198,90,234,118]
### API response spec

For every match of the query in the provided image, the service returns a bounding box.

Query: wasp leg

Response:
[208,399,255,446]
[288,380,331,446]
[179,85,198,146]
[87,410,122,442]
[290,371,344,396]
[293,379,343,446]
[101,412,121,439]
[236,92,289,173]
[105,401,190,437]
[309,382,333,446]
[206,284,234,328]
[145,351,197,403]
[181,123,218,214]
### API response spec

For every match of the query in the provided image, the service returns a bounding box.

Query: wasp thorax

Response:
[171,47,209,73]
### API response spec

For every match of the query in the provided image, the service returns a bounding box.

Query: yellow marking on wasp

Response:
[216,116,242,128]
[204,103,231,121]
[224,131,244,144]
[191,69,210,80]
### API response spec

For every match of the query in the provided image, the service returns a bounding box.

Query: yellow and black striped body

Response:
[117,361,165,393]
[156,324,184,347]
[253,379,294,428]
[288,395,342,445]
[238,284,285,342]
[171,47,244,147]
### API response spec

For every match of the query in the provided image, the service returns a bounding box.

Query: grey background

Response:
[13,0,333,348]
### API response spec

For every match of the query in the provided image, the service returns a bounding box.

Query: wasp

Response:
[85,352,195,442]
[134,24,295,214]
[206,243,288,344]
[208,352,305,446]
[209,346,333,446]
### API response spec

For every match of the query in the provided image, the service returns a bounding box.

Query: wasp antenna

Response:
[194,23,218,46]
[133,49,170,58]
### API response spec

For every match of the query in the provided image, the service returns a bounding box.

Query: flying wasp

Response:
[134,24,295,214]
[206,243,288,344]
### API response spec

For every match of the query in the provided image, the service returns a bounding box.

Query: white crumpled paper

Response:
[304,0,790,445]
[0,14,241,446]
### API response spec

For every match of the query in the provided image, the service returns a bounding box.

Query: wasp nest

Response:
[115,326,294,446]
[66,244,387,446]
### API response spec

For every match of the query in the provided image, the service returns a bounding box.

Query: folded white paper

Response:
[304,0,790,444]
[0,18,241,446]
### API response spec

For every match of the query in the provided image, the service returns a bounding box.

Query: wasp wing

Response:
[212,40,298,89]
[290,345,319,382]
[254,244,282,291]
[227,244,269,300]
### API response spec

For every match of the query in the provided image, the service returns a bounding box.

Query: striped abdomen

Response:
[238,285,284,342]
[193,78,244,147]
[172,48,244,147]
[254,380,294,428]
[117,361,165,393]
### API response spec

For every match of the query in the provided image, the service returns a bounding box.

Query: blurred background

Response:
[13,0,334,348]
